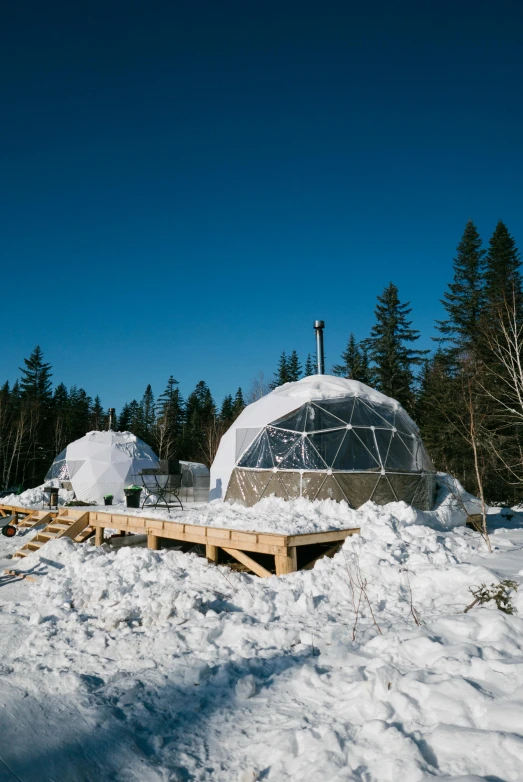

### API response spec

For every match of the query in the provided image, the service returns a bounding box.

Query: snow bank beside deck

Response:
[2,495,523,781]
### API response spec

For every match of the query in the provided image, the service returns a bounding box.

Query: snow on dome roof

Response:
[270,375,400,408]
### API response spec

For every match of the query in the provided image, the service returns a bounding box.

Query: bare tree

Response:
[245,371,270,404]
[433,359,493,552]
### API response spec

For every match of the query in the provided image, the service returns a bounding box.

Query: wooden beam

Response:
[206,544,219,564]
[302,542,343,570]
[286,528,360,547]
[221,547,272,578]
[275,547,297,576]
[95,526,104,546]
[148,534,159,550]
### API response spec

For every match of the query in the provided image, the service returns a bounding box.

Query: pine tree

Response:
[484,220,523,320]
[436,220,486,355]
[90,396,105,430]
[287,351,302,382]
[140,384,156,443]
[333,334,371,383]
[155,376,185,459]
[118,403,132,431]
[184,381,215,461]
[366,283,428,409]
[271,352,291,389]
[19,346,52,401]
[304,354,315,377]
[219,394,234,424]
[232,387,245,418]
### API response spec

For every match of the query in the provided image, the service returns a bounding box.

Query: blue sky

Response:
[1,0,522,410]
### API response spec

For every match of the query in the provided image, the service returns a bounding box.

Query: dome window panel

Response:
[313,398,355,426]
[305,402,351,430]
[308,429,347,467]
[279,436,328,470]
[265,427,304,466]
[271,405,309,432]
[349,399,386,427]
[238,430,274,469]
[384,432,419,471]
[332,429,381,471]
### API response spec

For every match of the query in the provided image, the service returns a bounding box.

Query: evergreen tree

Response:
[333,334,371,383]
[232,387,245,418]
[484,220,523,320]
[126,400,143,434]
[436,221,486,355]
[219,394,235,424]
[271,352,291,388]
[19,345,52,401]
[183,381,215,461]
[287,351,302,382]
[304,353,315,377]
[366,283,428,409]
[155,376,185,459]
[118,403,132,431]
[90,396,105,430]
[140,384,156,443]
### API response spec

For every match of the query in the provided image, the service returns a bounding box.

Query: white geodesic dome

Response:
[210,375,436,509]
[46,431,160,504]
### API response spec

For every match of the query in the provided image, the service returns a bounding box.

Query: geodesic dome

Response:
[210,376,436,510]
[46,431,159,504]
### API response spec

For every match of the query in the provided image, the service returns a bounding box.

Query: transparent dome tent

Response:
[210,376,436,510]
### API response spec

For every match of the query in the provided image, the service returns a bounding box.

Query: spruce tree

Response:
[484,220,523,320]
[118,403,132,431]
[90,396,105,430]
[436,220,485,355]
[333,334,371,383]
[19,346,52,401]
[233,387,245,417]
[366,283,428,409]
[271,352,291,388]
[140,384,156,443]
[156,376,185,459]
[304,354,315,377]
[219,394,234,424]
[287,351,302,382]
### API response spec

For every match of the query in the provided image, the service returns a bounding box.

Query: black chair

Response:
[138,461,184,511]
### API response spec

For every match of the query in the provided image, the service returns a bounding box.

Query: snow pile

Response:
[0,481,74,508]
[2,496,523,780]
[270,374,401,409]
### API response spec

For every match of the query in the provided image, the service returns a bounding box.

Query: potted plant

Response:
[123,485,142,509]
[104,494,114,506]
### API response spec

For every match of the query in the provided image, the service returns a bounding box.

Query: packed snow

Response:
[271,374,404,409]
[1,486,523,780]
[0,475,488,534]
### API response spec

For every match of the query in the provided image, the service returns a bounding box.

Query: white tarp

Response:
[48,431,159,504]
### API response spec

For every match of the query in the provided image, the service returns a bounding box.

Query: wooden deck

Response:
[0,505,359,576]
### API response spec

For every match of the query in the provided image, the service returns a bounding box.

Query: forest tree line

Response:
[1,219,522,506]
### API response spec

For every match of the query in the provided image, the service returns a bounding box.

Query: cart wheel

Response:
[2,525,16,538]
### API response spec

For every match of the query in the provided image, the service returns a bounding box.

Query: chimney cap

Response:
[314,320,325,329]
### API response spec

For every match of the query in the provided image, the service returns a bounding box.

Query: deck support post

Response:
[206,544,219,564]
[275,546,297,576]
[95,527,104,546]
[148,533,159,550]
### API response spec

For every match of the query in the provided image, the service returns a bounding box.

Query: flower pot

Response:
[124,488,142,509]
[104,497,113,506]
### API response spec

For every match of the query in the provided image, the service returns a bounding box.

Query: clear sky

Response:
[1,0,522,411]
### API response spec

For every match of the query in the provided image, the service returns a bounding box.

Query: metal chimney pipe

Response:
[314,320,325,375]
[108,408,115,431]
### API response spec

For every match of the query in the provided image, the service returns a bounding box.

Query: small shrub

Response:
[465,580,518,615]
[64,500,96,507]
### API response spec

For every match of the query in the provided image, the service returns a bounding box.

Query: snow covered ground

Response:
[1,492,523,780]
